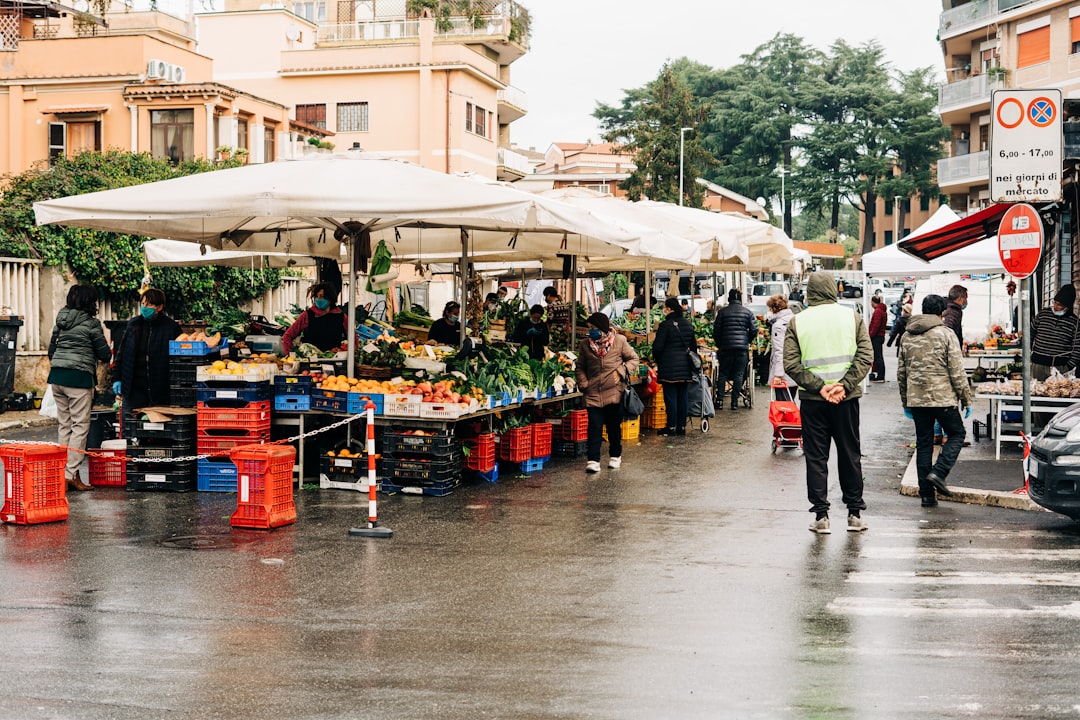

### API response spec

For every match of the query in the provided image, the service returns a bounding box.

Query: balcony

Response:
[497,146,529,181]
[939,73,1002,123]
[937,150,990,192]
[939,0,1039,40]
[496,85,528,123]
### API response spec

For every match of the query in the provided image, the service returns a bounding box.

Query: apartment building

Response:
[937,0,1080,291]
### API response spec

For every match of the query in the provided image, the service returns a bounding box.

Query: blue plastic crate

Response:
[169,338,228,356]
[476,463,499,483]
[311,390,383,415]
[356,324,384,340]
[197,458,237,492]
[274,375,313,396]
[196,380,272,403]
[519,457,547,474]
[274,395,310,412]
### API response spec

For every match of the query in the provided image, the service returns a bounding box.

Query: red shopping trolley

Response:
[768,378,802,453]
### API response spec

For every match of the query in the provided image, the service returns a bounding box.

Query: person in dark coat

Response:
[652,297,697,435]
[886,301,912,355]
[868,295,888,382]
[942,284,968,347]
[510,304,550,360]
[49,284,112,491]
[427,301,462,346]
[1031,283,1079,381]
[712,287,757,410]
[111,287,182,414]
[282,281,349,354]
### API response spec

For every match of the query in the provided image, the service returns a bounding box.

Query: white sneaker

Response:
[809,517,831,534]
[585,461,601,474]
[608,456,622,469]
[847,515,868,532]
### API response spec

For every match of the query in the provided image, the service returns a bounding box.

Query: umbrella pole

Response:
[460,228,468,348]
[645,259,651,334]
[570,258,578,342]
[346,234,357,449]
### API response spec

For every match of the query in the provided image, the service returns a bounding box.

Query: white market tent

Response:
[862,205,1006,277]
[143,238,327,267]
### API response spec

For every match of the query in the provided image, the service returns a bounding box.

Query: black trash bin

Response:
[0,316,23,403]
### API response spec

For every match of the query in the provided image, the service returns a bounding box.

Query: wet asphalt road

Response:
[2,378,1080,718]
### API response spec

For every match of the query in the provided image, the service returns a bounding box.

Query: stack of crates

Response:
[230,445,297,529]
[463,432,496,481]
[495,425,533,465]
[273,374,312,413]
[196,368,273,492]
[380,427,462,496]
[642,390,667,430]
[168,341,224,409]
[124,411,197,491]
[520,422,553,474]
[0,443,68,524]
[87,439,127,487]
[602,417,641,443]
[552,409,588,459]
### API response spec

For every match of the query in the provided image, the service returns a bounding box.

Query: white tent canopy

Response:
[862,205,1006,277]
[143,238,331,267]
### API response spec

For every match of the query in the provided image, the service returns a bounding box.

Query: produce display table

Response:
[975,393,1077,459]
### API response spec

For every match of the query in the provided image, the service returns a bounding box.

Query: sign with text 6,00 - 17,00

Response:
[990,89,1062,203]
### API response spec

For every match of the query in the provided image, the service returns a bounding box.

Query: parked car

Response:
[1029,403,1080,519]
[600,298,635,318]
[749,281,789,302]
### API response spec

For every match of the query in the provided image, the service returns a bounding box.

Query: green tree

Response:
[0,149,286,321]
[594,61,713,206]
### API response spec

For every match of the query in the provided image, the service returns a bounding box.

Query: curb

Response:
[899,450,1046,513]
[0,416,58,433]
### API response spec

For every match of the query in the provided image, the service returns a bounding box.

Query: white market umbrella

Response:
[143,238,328,268]
[862,205,1005,277]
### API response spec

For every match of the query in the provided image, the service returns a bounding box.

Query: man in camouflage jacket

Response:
[897,294,974,506]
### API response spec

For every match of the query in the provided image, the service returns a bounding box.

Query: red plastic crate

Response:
[197,429,271,459]
[496,425,533,463]
[530,422,553,459]
[197,401,272,431]
[88,449,126,487]
[558,410,588,442]
[463,433,496,472]
[0,444,69,525]
[229,445,296,529]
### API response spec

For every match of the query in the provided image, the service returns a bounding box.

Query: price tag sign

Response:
[990,89,1062,203]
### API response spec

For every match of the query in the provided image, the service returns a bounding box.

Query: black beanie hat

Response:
[1055,284,1076,308]
[586,312,610,332]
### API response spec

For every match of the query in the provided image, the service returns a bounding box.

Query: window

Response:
[237,117,249,151]
[884,199,894,216]
[902,198,911,213]
[264,126,276,163]
[1018,24,1050,68]
[150,108,194,164]
[884,230,894,246]
[337,102,369,132]
[920,195,930,212]
[1072,15,1080,54]
[47,119,102,165]
[296,103,326,130]
[465,101,489,139]
[292,1,325,22]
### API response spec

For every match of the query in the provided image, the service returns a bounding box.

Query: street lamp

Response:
[679,127,692,206]
[777,165,788,222]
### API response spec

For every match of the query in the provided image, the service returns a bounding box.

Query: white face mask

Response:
[1054,309,1066,317]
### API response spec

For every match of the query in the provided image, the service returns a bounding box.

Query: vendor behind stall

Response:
[511,304,550,360]
[427,301,462,345]
[282,282,348,355]
[1031,284,1080,381]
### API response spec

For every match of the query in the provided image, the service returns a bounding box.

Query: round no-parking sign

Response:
[998,203,1043,280]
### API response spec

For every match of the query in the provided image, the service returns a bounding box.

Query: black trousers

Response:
[802,399,866,516]
[911,406,966,498]
[662,381,689,430]
[587,403,623,462]
[870,336,886,380]
[716,349,748,408]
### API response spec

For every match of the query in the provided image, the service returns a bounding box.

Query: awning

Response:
[42,104,110,115]
[897,203,1009,262]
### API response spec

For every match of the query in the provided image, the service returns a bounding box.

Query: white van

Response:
[748,281,790,302]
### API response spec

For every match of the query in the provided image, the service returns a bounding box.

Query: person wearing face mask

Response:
[941,284,968,348]
[510,304,550,360]
[1031,284,1079,381]
[427,301,462,345]
[111,287,182,414]
[484,293,500,313]
[282,282,349,355]
[576,312,639,473]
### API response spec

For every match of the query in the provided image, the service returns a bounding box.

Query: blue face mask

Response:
[588,329,602,340]
[314,298,330,310]
[449,315,459,324]
[140,306,156,320]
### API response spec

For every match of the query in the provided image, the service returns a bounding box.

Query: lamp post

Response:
[777,165,788,228]
[679,127,692,206]
[893,195,901,246]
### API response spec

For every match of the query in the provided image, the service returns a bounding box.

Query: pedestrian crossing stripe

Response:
[860,547,1080,561]
[847,571,1080,586]
[829,597,1080,618]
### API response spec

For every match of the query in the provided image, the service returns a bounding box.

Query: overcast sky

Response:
[510,0,946,153]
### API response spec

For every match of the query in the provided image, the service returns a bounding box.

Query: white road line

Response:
[861,547,1080,561]
[829,597,1080,617]
[847,570,1080,586]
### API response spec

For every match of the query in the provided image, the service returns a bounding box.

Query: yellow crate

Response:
[643,405,668,429]
[602,418,641,441]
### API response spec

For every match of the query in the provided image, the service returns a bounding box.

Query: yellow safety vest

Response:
[795,303,857,385]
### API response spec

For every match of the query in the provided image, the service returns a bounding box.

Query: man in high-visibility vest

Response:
[784,271,873,534]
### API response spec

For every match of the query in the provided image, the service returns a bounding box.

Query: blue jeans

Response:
[662,381,689,430]
[911,407,966,498]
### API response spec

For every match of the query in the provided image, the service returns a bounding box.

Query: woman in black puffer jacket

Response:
[652,297,697,436]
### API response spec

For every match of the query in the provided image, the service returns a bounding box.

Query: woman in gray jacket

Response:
[48,285,112,491]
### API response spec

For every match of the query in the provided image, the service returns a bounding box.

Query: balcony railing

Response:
[939,0,1039,38]
[496,85,528,112]
[939,73,1002,113]
[318,19,420,43]
[937,150,990,187]
[497,146,529,176]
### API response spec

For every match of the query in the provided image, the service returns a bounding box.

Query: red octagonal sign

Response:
[998,203,1043,280]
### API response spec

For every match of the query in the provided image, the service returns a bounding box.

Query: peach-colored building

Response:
[0,0,531,179]
[516,141,635,197]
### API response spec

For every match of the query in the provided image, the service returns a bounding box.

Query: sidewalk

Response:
[0,408,58,432]
[898,430,1045,512]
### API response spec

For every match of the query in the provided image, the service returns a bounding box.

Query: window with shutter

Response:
[1018,25,1050,68]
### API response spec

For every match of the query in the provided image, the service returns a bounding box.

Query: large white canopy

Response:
[862,205,1006,277]
[143,238,329,267]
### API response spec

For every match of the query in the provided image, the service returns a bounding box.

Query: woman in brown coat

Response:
[576,312,639,473]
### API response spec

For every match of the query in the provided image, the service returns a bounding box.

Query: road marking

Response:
[829,597,1080,618]
[847,570,1080,586]
[861,547,1080,561]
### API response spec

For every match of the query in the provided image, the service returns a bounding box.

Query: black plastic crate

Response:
[122,414,197,445]
[168,363,200,387]
[553,439,588,459]
[319,452,379,478]
[379,477,460,496]
[274,375,313,396]
[170,385,196,408]
[126,461,197,492]
[127,446,196,463]
[381,455,462,484]
[381,429,460,457]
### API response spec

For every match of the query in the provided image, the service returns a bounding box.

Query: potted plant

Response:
[234,147,249,164]
[215,145,233,161]
[318,140,335,152]
[987,65,1008,83]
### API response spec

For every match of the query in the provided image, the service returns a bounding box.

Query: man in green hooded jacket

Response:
[784,271,873,534]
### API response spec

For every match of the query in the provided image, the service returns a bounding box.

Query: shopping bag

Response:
[39,385,58,419]
[688,349,703,373]
[689,373,714,418]
[621,384,644,418]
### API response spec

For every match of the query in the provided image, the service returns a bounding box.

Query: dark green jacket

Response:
[48,307,112,377]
